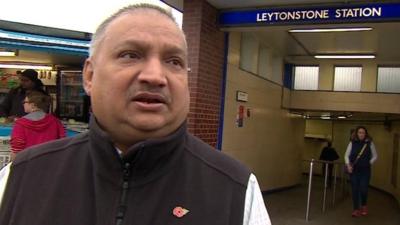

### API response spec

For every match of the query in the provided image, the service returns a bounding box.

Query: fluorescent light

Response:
[0,64,52,70]
[0,51,16,57]
[338,116,347,119]
[314,55,375,59]
[289,27,373,33]
[321,116,331,120]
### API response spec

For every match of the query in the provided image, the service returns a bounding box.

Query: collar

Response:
[88,117,187,186]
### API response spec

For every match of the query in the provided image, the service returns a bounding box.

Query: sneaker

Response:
[352,210,361,217]
[360,206,368,216]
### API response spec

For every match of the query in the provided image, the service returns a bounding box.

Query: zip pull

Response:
[115,162,132,225]
[123,162,131,179]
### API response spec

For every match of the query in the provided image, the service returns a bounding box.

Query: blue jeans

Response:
[350,168,371,210]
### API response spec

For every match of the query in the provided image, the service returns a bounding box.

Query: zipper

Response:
[115,162,132,225]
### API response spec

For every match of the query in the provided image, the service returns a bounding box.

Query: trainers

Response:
[352,210,361,217]
[360,206,368,216]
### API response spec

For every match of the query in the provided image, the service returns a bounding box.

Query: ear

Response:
[83,58,94,96]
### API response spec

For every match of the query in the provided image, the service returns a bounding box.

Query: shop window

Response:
[377,67,400,93]
[240,33,259,74]
[293,66,319,90]
[334,66,362,92]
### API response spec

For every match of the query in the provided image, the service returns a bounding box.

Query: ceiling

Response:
[229,22,400,62]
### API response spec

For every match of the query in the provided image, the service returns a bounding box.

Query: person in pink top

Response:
[10,91,66,160]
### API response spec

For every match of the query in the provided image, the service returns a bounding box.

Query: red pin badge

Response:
[173,206,189,218]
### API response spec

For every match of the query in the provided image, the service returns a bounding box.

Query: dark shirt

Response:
[0,87,26,117]
[320,147,339,161]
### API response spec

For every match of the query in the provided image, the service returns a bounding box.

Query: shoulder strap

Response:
[353,143,368,166]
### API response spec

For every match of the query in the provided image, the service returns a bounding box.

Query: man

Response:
[319,141,339,187]
[0,69,46,119]
[0,4,271,225]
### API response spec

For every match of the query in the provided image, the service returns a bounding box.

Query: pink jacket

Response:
[10,114,66,153]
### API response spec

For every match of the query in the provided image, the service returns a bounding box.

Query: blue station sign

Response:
[219,3,400,26]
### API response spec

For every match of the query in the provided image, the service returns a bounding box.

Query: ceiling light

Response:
[289,27,373,33]
[0,64,52,70]
[0,51,16,57]
[338,116,347,119]
[314,55,375,59]
[321,116,331,120]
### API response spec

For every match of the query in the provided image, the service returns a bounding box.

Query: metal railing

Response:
[0,152,10,169]
[303,159,349,222]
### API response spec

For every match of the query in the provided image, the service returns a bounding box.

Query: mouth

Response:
[132,92,167,105]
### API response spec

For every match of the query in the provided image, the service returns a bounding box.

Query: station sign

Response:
[219,3,400,26]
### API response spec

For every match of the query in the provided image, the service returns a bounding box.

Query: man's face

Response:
[83,10,190,147]
[19,76,35,90]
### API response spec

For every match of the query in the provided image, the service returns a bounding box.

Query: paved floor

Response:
[263,177,400,225]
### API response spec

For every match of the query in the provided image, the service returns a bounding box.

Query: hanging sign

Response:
[219,3,400,27]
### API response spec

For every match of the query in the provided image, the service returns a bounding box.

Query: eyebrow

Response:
[115,39,187,57]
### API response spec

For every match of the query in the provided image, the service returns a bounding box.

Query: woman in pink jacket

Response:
[10,91,65,160]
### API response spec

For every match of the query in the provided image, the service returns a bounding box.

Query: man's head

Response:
[83,4,190,151]
[19,69,39,90]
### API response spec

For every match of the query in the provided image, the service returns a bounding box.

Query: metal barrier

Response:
[0,152,10,169]
[304,159,348,222]
[0,136,11,169]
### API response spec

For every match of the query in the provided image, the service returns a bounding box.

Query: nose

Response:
[137,57,167,87]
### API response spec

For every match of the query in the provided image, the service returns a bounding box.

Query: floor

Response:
[263,176,400,225]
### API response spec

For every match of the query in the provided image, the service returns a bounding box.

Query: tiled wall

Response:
[221,32,306,191]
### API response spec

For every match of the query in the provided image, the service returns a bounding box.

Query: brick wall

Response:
[183,0,225,147]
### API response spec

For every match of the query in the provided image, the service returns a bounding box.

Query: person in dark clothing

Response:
[0,69,47,119]
[0,4,271,225]
[319,141,339,188]
[345,126,378,217]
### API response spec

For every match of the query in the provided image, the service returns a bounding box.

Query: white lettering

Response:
[363,8,372,17]
[256,13,268,22]
[347,9,355,17]
[266,12,275,21]
[255,7,382,23]
[335,9,342,18]
[257,13,262,22]
[295,11,301,20]
[335,7,383,18]
[373,7,382,17]
[315,10,323,19]
[306,11,315,19]
[279,12,288,20]
[321,10,329,19]
[287,11,296,20]
[300,11,308,19]
[353,8,361,17]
